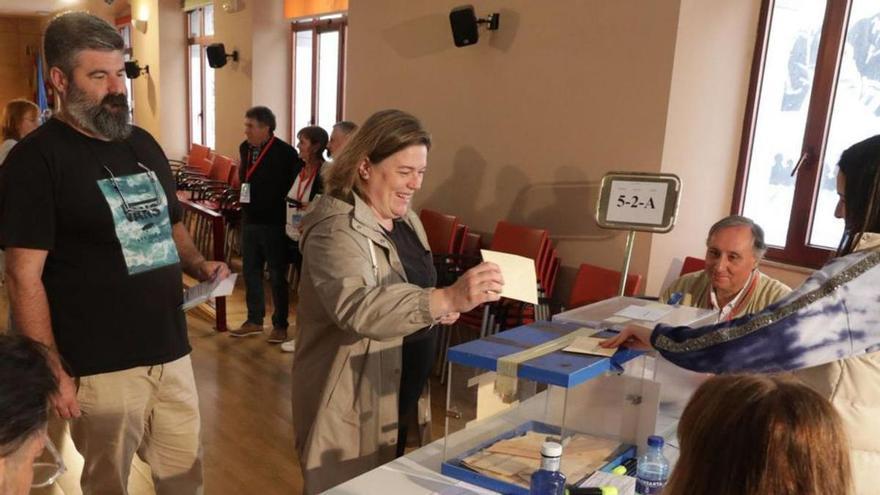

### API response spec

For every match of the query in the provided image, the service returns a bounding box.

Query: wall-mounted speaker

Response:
[124,60,148,79]
[206,43,239,68]
[449,6,479,47]
[449,5,500,48]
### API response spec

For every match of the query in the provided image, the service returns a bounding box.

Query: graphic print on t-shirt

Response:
[96,170,179,275]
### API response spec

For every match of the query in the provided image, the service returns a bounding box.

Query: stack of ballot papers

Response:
[460,431,621,488]
[181,273,237,311]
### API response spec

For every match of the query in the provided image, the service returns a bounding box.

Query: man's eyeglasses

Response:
[31,436,66,488]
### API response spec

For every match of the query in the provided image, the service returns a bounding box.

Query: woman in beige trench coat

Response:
[291,109,504,494]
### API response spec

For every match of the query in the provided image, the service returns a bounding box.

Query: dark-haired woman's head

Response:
[0,335,58,494]
[836,135,880,254]
[297,126,329,164]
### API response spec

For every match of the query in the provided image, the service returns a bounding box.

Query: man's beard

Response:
[65,81,131,141]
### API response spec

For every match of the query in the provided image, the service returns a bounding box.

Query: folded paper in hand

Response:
[181,273,237,311]
[480,249,538,305]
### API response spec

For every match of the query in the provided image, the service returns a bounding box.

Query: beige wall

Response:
[156,0,187,159]
[346,0,683,300]
[646,0,762,294]
[252,0,292,141]
[213,0,292,158]
[126,0,188,159]
[130,0,161,138]
[214,0,254,157]
[645,0,810,295]
[0,16,41,107]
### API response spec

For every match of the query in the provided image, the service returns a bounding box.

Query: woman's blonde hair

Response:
[323,109,431,198]
[1,99,39,141]
[665,374,850,495]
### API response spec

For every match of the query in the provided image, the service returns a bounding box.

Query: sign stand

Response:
[595,172,682,296]
[619,230,636,296]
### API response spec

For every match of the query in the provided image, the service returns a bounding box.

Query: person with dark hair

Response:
[0,12,229,494]
[659,215,790,321]
[291,109,503,493]
[327,120,357,158]
[0,99,40,164]
[0,334,60,495]
[603,134,880,494]
[280,126,328,353]
[230,106,300,344]
[665,374,851,495]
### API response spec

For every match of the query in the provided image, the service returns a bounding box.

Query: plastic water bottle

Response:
[635,435,670,494]
[530,441,567,495]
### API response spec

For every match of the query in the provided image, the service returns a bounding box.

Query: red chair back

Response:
[187,144,212,174]
[419,209,460,254]
[462,232,482,257]
[452,224,469,254]
[568,263,643,309]
[209,154,234,183]
[490,220,550,286]
[680,256,706,276]
[229,164,241,188]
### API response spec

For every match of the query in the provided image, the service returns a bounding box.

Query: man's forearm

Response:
[6,273,64,372]
[172,222,206,279]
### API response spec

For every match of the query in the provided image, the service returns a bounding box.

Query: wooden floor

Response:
[5,275,453,494]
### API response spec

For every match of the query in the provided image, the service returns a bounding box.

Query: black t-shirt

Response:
[384,220,437,342]
[384,219,436,289]
[238,137,301,225]
[0,118,189,377]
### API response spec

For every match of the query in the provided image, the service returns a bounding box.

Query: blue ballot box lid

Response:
[446,321,644,388]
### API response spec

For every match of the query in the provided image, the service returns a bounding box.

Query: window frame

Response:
[185,6,215,148]
[290,15,348,141]
[115,17,135,120]
[732,0,853,268]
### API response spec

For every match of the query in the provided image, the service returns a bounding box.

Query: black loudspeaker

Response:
[124,60,148,79]
[449,5,479,48]
[206,43,238,68]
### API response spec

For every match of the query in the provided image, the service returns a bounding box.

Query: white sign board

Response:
[595,172,681,233]
[605,180,668,226]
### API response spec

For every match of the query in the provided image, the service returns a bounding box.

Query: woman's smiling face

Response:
[359,144,428,222]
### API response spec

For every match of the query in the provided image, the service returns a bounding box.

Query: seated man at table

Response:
[659,215,791,322]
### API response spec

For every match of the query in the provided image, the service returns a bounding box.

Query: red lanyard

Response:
[294,164,319,204]
[245,136,276,181]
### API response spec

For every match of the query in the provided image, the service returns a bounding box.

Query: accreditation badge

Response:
[96,170,179,275]
[239,182,251,203]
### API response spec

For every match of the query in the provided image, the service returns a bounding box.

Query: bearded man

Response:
[0,12,229,494]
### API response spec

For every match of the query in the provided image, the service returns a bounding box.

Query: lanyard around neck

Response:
[245,136,276,181]
[294,164,319,203]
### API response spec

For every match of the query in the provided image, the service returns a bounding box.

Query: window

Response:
[186,5,216,149]
[733,0,880,267]
[291,15,347,137]
[116,20,134,119]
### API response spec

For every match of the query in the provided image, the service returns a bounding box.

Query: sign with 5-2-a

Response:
[596,173,681,233]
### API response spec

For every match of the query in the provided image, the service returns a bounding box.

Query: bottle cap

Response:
[611,465,627,475]
[541,441,563,458]
[647,435,664,449]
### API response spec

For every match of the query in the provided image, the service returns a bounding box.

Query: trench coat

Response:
[291,192,436,494]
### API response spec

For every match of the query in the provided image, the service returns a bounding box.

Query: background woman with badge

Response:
[286,126,329,270]
[281,126,329,353]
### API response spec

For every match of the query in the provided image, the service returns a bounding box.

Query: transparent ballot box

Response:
[441,321,659,495]
[553,295,716,329]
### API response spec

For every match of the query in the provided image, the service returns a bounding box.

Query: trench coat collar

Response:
[350,192,430,251]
